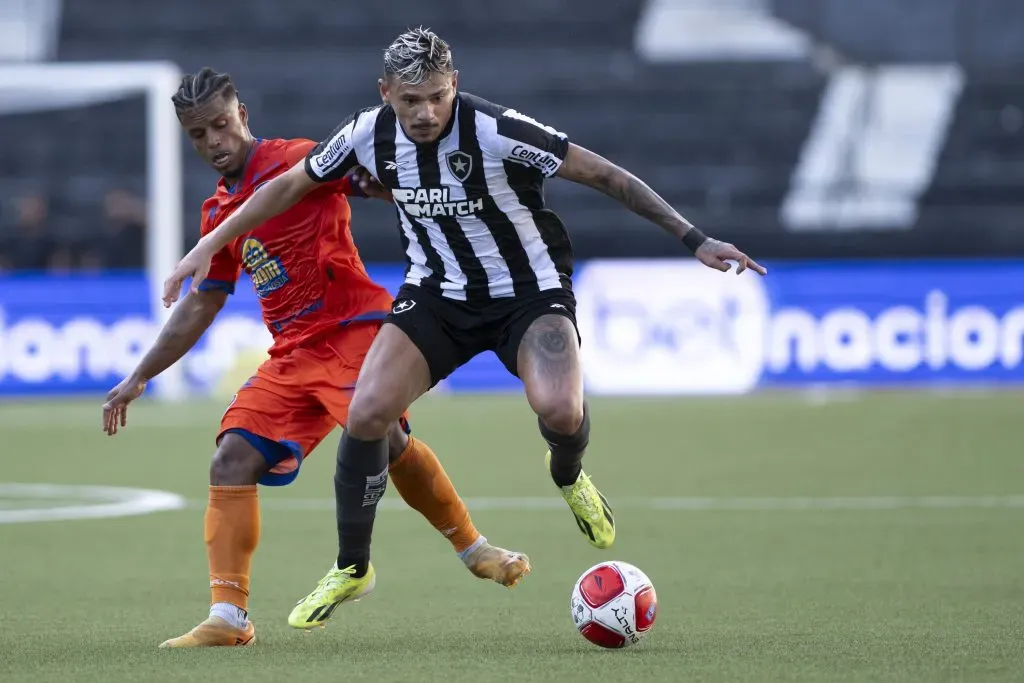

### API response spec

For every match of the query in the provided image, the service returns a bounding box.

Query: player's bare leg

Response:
[518,315,615,549]
[386,421,531,588]
[290,323,528,629]
[160,433,265,648]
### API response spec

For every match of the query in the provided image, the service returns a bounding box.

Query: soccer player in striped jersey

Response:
[103,67,529,645]
[162,30,766,625]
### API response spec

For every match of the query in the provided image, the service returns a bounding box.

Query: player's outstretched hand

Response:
[162,241,216,307]
[102,374,147,436]
[351,166,392,202]
[695,239,767,276]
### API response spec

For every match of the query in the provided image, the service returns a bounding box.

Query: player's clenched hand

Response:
[103,374,147,436]
[695,239,767,276]
[351,166,392,202]
[162,240,216,307]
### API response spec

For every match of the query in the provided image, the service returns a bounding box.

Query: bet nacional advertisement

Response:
[575,259,1024,392]
[0,259,1021,397]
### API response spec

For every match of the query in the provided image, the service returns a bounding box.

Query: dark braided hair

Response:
[171,67,237,113]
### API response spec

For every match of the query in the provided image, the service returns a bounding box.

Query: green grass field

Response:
[1,391,1023,682]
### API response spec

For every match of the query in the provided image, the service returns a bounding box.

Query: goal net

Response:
[0,62,188,399]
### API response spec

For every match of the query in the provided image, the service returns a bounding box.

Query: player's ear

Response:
[378,77,388,103]
[238,102,248,125]
[451,70,459,92]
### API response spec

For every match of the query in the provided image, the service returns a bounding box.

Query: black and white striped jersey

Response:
[304,92,573,302]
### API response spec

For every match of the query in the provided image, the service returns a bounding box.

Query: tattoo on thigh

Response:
[539,329,567,354]
[522,315,576,378]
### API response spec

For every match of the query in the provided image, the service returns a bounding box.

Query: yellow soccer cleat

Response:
[288,563,376,630]
[546,451,616,550]
[464,543,532,588]
[158,616,255,648]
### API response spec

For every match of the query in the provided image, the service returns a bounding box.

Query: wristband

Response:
[681,227,708,253]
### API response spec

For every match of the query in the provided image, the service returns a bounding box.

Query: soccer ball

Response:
[569,561,657,648]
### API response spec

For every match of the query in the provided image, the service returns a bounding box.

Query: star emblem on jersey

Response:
[392,299,416,314]
[446,151,473,182]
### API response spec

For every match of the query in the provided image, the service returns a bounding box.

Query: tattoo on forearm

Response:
[594,168,692,239]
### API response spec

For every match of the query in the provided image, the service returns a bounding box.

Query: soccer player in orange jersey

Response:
[102,68,529,648]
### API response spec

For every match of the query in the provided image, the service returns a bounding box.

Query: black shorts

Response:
[385,284,580,387]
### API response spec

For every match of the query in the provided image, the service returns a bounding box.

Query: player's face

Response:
[178,95,252,179]
[381,71,458,144]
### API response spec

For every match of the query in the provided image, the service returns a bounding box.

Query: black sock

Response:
[540,402,590,488]
[335,432,389,577]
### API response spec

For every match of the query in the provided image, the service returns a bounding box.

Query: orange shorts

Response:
[218,321,409,486]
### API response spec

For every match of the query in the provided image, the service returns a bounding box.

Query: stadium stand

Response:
[0,0,1020,266]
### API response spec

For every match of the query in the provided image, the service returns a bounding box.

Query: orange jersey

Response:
[198,138,393,356]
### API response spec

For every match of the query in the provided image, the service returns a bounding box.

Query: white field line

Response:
[0,483,186,524]
[186,495,1024,513]
[7,485,1023,525]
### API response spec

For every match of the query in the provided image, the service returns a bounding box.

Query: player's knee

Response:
[346,393,396,440]
[533,392,585,436]
[210,434,268,486]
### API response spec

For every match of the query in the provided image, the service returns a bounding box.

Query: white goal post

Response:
[0,61,186,400]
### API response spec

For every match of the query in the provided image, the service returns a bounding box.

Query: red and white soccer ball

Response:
[570,560,657,648]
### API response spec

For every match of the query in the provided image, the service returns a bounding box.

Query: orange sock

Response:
[388,436,480,553]
[205,485,260,611]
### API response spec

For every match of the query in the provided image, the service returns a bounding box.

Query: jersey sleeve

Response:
[485,108,570,178]
[197,206,241,295]
[304,111,363,184]
[288,139,358,196]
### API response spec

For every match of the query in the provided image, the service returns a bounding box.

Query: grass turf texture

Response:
[1,391,1022,682]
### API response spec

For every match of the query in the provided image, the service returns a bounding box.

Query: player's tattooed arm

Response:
[556,143,767,276]
[556,143,694,240]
